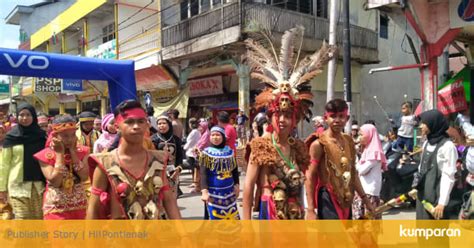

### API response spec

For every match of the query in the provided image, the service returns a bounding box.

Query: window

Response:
[180,0,221,21]
[300,0,312,14]
[380,14,389,39]
[316,0,328,18]
[263,0,312,15]
[190,0,199,17]
[201,0,211,12]
[102,23,115,43]
[180,1,189,20]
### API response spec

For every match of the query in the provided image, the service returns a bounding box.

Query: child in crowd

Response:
[352,124,387,219]
[93,113,117,153]
[394,102,416,152]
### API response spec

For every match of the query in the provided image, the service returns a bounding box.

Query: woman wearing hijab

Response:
[0,103,47,219]
[352,124,387,219]
[151,115,184,198]
[416,110,458,220]
[198,126,240,220]
[93,113,117,153]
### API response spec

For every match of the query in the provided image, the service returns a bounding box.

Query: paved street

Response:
[177,170,416,220]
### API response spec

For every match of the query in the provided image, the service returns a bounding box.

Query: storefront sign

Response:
[437,79,468,115]
[152,87,178,103]
[34,77,61,92]
[62,79,83,92]
[188,76,223,97]
[86,39,117,59]
[450,0,474,28]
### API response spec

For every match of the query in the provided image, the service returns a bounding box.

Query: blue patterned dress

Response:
[199,146,240,220]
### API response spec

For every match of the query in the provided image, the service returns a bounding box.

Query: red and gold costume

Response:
[245,26,335,219]
[33,122,90,220]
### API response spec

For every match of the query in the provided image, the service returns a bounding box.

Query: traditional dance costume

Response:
[88,150,170,219]
[199,144,240,220]
[249,135,308,220]
[244,26,333,220]
[34,146,89,219]
[305,131,357,219]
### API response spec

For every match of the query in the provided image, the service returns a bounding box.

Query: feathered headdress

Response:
[246,26,336,129]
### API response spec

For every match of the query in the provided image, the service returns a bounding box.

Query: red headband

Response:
[116,108,147,124]
[324,109,348,118]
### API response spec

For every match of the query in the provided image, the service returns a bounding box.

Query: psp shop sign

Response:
[35,78,61,93]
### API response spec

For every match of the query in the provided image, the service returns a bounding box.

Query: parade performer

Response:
[242,26,333,219]
[305,99,375,219]
[151,115,184,198]
[198,126,240,220]
[86,100,181,219]
[93,113,117,153]
[76,111,99,151]
[34,115,89,219]
[0,103,47,219]
[415,110,458,220]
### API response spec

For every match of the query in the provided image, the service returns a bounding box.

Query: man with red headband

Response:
[242,27,334,219]
[305,99,374,219]
[34,115,89,219]
[86,100,181,219]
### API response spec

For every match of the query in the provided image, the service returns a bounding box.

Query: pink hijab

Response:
[197,120,210,150]
[360,124,387,171]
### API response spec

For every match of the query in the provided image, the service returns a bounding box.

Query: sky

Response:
[0,0,41,81]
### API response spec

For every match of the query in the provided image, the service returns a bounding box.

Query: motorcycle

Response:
[380,140,420,206]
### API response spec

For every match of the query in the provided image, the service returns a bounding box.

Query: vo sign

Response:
[2,53,49,70]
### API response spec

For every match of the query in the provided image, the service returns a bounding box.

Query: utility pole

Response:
[326,0,339,102]
[9,76,14,114]
[342,0,352,133]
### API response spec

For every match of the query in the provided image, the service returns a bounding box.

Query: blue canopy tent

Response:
[0,48,136,109]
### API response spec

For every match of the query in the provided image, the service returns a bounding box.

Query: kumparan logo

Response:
[399,225,461,240]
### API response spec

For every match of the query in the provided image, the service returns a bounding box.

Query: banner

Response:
[86,39,117,59]
[188,76,223,97]
[34,77,61,93]
[0,47,136,108]
[439,67,471,101]
[437,79,468,115]
[0,220,473,247]
[62,79,83,92]
[154,86,189,117]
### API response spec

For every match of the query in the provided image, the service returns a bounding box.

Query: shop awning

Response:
[135,65,178,91]
[30,0,107,49]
